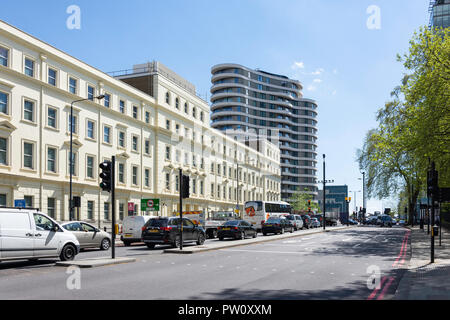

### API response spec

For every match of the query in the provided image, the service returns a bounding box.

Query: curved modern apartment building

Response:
[210,63,318,201]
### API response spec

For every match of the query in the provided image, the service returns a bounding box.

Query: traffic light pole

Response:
[179,169,183,251]
[111,156,116,260]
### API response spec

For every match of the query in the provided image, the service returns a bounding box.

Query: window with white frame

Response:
[47,107,58,129]
[132,166,138,186]
[47,146,57,173]
[87,85,95,101]
[118,162,125,184]
[0,46,9,67]
[0,91,9,115]
[119,100,125,114]
[68,114,78,134]
[23,99,35,122]
[23,141,34,170]
[68,151,78,176]
[86,155,95,179]
[132,135,139,152]
[165,146,171,160]
[0,137,8,165]
[145,111,150,123]
[24,57,34,77]
[133,106,138,119]
[165,173,170,190]
[118,131,126,148]
[103,125,112,144]
[69,77,78,95]
[144,140,150,155]
[48,68,57,86]
[144,169,150,188]
[86,120,95,140]
[104,93,111,108]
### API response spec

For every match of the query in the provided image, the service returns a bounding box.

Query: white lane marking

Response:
[353,244,361,248]
[221,249,305,255]
[343,238,353,242]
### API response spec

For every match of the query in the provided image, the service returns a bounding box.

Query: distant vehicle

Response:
[244,201,292,231]
[301,214,313,229]
[284,214,304,231]
[374,211,381,216]
[311,214,324,227]
[217,220,257,240]
[141,217,206,249]
[0,208,80,262]
[347,219,358,225]
[379,215,393,228]
[311,218,321,228]
[324,212,339,226]
[366,216,379,225]
[61,221,111,251]
[121,215,153,246]
[399,220,406,226]
[262,217,294,235]
[173,211,239,239]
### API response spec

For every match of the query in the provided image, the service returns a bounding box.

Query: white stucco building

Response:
[0,20,281,228]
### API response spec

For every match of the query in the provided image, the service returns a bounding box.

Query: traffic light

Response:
[308,200,311,213]
[99,161,112,192]
[427,168,439,197]
[181,175,190,199]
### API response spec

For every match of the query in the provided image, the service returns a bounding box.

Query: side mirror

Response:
[52,225,59,232]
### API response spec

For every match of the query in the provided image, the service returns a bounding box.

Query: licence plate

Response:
[222,228,231,231]
[149,230,159,233]
[265,224,272,227]
[124,234,133,238]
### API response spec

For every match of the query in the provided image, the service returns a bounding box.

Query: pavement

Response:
[55,257,136,268]
[395,226,450,300]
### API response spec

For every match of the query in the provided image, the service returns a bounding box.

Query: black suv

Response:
[262,217,294,235]
[141,217,206,249]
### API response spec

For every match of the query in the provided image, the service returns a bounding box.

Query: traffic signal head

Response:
[99,161,112,192]
[181,175,190,199]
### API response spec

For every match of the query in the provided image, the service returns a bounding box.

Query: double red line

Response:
[367,230,410,300]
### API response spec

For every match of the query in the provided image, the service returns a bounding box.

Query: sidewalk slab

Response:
[164,226,351,254]
[55,257,136,268]
[395,226,450,300]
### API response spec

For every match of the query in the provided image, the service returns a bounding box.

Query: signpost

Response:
[14,199,26,208]
[141,199,160,212]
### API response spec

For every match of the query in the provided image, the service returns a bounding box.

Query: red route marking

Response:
[367,276,387,300]
[377,276,395,300]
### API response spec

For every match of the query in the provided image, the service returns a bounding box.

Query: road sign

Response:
[141,199,160,212]
[14,199,26,208]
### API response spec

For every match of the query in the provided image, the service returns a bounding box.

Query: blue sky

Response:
[0,0,431,213]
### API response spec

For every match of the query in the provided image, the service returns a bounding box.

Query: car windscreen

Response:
[285,216,295,220]
[223,220,240,226]
[266,218,281,223]
[145,219,168,227]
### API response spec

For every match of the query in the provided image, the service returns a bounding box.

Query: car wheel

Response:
[172,236,181,248]
[219,237,224,241]
[197,233,206,245]
[123,241,131,247]
[291,227,294,233]
[146,243,155,249]
[60,244,76,261]
[100,238,111,251]
[263,232,267,236]
[253,232,257,238]
[280,228,284,234]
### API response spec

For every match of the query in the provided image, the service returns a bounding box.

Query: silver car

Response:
[61,221,111,251]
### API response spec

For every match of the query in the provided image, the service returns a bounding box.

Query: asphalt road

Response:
[0,226,410,300]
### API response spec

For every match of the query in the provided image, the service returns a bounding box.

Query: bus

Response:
[244,201,292,231]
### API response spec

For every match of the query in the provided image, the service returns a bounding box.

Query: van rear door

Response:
[0,210,34,259]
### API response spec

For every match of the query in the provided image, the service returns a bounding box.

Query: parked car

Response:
[284,214,304,231]
[365,216,378,225]
[379,215,393,227]
[311,218,321,228]
[0,208,80,262]
[61,221,111,251]
[399,220,406,226]
[141,217,206,249]
[347,219,358,225]
[217,220,257,240]
[121,215,153,246]
[262,217,294,235]
[301,215,313,229]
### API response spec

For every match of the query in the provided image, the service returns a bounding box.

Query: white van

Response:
[121,215,153,246]
[0,208,80,262]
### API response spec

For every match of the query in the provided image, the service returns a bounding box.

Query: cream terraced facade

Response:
[0,20,281,228]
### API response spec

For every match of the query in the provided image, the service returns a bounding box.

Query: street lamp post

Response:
[318,154,334,230]
[69,95,104,221]
[349,190,361,222]
[358,172,366,224]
